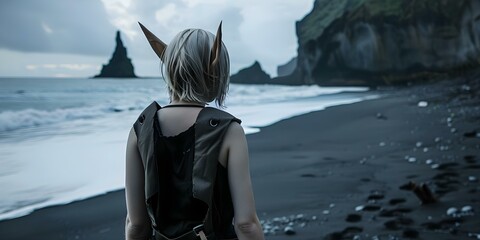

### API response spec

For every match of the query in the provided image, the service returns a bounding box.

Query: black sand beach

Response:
[1,75,479,239]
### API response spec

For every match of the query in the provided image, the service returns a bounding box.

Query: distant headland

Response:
[94,31,137,78]
[232,0,480,86]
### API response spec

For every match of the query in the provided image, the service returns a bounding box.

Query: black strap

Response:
[163,104,205,108]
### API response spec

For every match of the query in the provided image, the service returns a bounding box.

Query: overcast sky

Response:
[0,0,312,78]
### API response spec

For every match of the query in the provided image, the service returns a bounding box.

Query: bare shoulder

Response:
[128,126,138,144]
[224,121,246,142]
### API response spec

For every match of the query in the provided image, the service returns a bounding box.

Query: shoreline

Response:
[0,78,479,239]
[0,86,375,222]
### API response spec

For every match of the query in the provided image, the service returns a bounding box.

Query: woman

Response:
[124,22,264,240]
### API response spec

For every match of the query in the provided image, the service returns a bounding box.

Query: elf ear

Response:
[209,21,223,73]
[138,22,167,61]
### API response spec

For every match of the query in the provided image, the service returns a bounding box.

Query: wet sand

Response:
[0,75,479,239]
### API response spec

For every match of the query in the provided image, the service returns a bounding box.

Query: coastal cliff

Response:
[94,31,137,78]
[292,0,480,86]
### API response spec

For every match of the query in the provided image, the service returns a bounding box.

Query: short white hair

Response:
[162,28,230,107]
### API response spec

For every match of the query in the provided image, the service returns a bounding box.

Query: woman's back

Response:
[125,22,264,240]
[153,105,236,238]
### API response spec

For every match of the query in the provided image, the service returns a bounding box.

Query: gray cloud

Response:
[0,0,116,56]
[0,0,312,77]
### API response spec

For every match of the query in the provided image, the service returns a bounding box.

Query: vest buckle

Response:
[193,224,207,240]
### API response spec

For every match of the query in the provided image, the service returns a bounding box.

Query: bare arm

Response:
[125,127,152,240]
[224,122,264,240]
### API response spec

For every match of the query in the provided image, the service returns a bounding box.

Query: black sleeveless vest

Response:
[133,101,241,238]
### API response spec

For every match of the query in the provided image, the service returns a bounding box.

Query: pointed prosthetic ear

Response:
[209,21,223,73]
[138,22,167,61]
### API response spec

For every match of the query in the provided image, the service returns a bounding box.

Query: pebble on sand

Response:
[461,205,473,213]
[418,101,428,107]
[355,205,364,211]
[284,226,295,235]
[446,207,458,216]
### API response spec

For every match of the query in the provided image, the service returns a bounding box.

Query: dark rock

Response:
[345,214,362,222]
[362,205,381,211]
[230,61,271,84]
[230,61,305,85]
[389,198,407,205]
[367,190,385,201]
[376,113,387,120]
[291,0,480,86]
[277,57,297,77]
[94,31,137,78]
[464,130,478,138]
[464,155,476,163]
[403,228,419,238]
[283,226,296,235]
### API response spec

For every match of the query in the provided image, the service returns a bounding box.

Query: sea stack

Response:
[94,31,137,78]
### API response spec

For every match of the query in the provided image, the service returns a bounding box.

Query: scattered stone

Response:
[436,162,459,170]
[322,210,330,215]
[468,176,478,182]
[260,213,312,236]
[379,142,386,147]
[376,112,387,120]
[464,155,476,163]
[418,101,428,107]
[300,173,316,178]
[435,137,441,143]
[423,147,429,152]
[399,182,416,191]
[451,128,457,133]
[389,198,407,205]
[362,205,381,211]
[416,141,423,147]
[284,226,295,235]
[355,205,365,211]
[403,228,419,238]
[368,191,385,201]
[431,164,440,169]
[461,205,473,213]
[461,84,471,91]
[464,130,478,138]
[408,157,417,163]
[346,214,362,222]
[426,159,433,165]
[446,207,458,216]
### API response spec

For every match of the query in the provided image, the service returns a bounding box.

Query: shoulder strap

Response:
[133,101,161,203]
[193,107,241,234]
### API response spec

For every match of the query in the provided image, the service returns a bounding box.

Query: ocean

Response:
[0,77,377,221]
